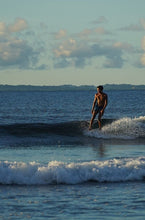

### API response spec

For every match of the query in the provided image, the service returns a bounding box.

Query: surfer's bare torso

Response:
[94,92,107,108]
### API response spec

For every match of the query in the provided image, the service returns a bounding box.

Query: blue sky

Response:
[0,0,145,86]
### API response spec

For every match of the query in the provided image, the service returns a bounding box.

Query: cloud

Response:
[141,36,145,50]
[52,25,115,69]
[140,36,145,66]
[120,24,143,31]
[140,54,145,66]
[120,19,145,31]
[53,58,72,68]
[134,35,145,68]
[0,38,41,69]
[0,22,6,35]
[53,38,125,69]
[103,53,124,68]
[77,29,92,38]
[113,42,135,53]
[0,18,28,36]
[92,16,108,24]
[8,18,28,33]
[0,19,45,70]
[54,29,67,39]
[36,64,49,70]
[53,38,76,57]
[94,27,111,35]
[140,19,145,29]
[77,27,111,40]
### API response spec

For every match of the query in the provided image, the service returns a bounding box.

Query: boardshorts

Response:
[94,104,103,113]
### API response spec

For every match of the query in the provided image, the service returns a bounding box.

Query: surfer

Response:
[89,85,108,130]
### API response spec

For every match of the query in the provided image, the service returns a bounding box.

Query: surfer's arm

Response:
[101,94,108,113]
[91,94,97,113]
[104,94,108,109]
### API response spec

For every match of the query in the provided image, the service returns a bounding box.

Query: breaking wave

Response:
[1,157,145,185]
[85,116,145,139]
[0,116,144,140]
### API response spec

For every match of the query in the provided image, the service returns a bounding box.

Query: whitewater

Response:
[1,156,145,185]
[85,116,145,139]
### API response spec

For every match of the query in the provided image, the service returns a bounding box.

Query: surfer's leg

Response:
[98,112,102,130]
[89,111,97,130]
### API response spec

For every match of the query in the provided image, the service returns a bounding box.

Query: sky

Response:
[0,0,145,86]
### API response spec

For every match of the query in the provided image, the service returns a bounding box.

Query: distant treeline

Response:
[0,84,145,91]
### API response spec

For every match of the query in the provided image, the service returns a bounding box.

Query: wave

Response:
[1,157,145,185]
[0,119,114,137]
[85,116,145,139]
[0,116,145,140]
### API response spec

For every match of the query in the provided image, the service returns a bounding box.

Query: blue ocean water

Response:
[0,90,145,219]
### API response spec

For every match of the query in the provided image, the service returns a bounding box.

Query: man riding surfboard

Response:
[89,85,108,130]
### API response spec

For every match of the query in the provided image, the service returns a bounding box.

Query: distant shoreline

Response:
[0,84,145,91]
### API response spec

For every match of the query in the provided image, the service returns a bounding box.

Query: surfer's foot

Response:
[89,126,92,130]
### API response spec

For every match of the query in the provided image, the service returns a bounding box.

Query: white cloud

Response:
[0,19,44,70]
[0,22,6,35]
[141,36,145,50]
[94,27,111,35]
[53,38,76,57]
[140,19,145,30]
[77,29,92,38]
[0,38,39,69]
[140,36,145,66]
[140,54,145,66]
[113,42,134,53]
[53,37,125,69]
[55,29,67,39]
[77,27,111,40]
[51,19,143,70]
[0,18,27,36]
[8,18,28,33]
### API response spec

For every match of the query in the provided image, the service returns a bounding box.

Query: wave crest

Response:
[1,157,145,185]
[85,116,145,139]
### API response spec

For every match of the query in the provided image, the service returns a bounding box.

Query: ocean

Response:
[0,89,145,219]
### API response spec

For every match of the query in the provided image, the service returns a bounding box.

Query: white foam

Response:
[1,157,145,185]
[85,116,145,139]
